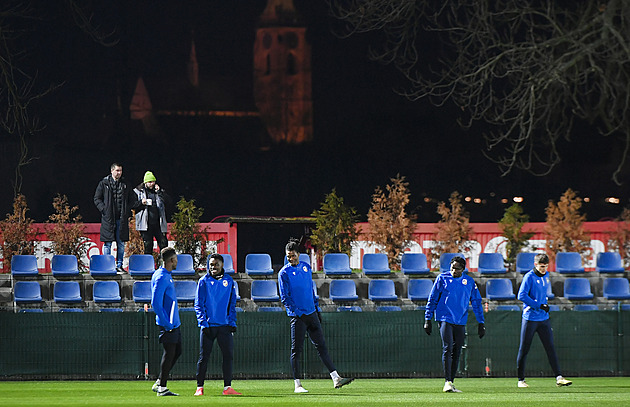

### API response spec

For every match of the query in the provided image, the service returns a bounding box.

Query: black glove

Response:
[423,320,432,336]
[540,304,550,313]
[202,327,210,336]
[229,326,237,333]
[478,323,486,339]
[317,311,322,323]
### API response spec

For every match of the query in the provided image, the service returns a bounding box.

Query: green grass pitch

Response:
[1,377,628,407]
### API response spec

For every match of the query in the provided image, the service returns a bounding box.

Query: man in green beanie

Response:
[134,171,171,256]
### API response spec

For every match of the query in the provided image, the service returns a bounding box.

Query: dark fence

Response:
[1,310,627,379]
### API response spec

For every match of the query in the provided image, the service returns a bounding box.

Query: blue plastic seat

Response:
[10,255,38,276]
[407,279,433,301]
[329,280,358,302]
[439,253,468,273]
[53,281,82,303]
[337,306,362,312]
[401,253,430,275]
[546,278,555,299]
[212,254,235,274]
[363,253,391,275]
[478,253,507,274]
[312,280,319,300]
[234,282,241,301]
[14,281,42,303]
[549,304,561,312]
[323,253,352,276]
[573,304,599,311]
[555,252,585,274]
[172,254,195,276]
[257,306,284,312]
[516,252,538,273]
[51,255,79,277]
[174,280,197,302]
[603,278,630,300]
[495,304,521,311]
[283,253,310,265]
[563,278,594,300]
[99,308,124,312]
[596,252,625,273]
[368,279,397,301]
[376,305,402,312]
[486,278,516,301]
[92,281,121,303]
[89,255,116,277]
[245,254,274,276]
[60,308,83,312]
[19,308,44,313]
[250,280,279,301]
[132,281,152,303]
[128,254,155,277]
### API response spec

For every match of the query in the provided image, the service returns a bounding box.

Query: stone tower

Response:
[253,0,313,143]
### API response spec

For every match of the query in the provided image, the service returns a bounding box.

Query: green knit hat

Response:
[143,171,157,183]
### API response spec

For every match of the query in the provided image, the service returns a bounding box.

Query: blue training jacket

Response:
[425,272,484,325]
[151,267,181,331]
[518,269,551,322]
[195,272,237,328]
[278,261,320,317]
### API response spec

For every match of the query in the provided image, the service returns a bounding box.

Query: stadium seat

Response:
[99,308,123,312]
[250,280,279,302]
[573,304,599,311]
[516,252,537,273]
[234,282,241,301]
[495,304,521,311]
[172,254,195,276]
[51,255,79,277]
[312,280,319,300]
[128,254,156,277]
[602,278,630,300]
[283,253,310,265]
[555,252,585,274]
[563,278,594,300]
[368,279,397,301]
[546,278,555,299]
[59,308,83,312]
[401,253,430,275]
[329,280,359,302]
[376,305,402,312]
[478,253,507,274]
[257,306,284,312]
[132,281,152,303]
[89,254,116,277]
[549,304,561,312]
[14,281,42,303]
[323,253,352,276]
[439,253,468,273]
[337,306,362,312]
[174,280,197,302]
[19,308,44,313]
[485,278,516,301]
[245,254,274,276]
[92,281,121,303]
[407,279,433,301]
[10,255,38,276]
[53,281,82,303]
[213,254,235,274]
[362,253,391,275]
[596,252,625,273]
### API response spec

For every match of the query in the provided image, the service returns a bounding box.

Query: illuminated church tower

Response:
[253,0,313,143]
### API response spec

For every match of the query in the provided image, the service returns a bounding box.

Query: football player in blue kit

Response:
[424,256,485,393]
[278,239,354,393]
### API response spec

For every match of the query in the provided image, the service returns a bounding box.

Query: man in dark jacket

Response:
[93,162,139,272]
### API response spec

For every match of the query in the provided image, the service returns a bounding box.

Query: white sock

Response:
[556,375,563,381]
[224,386,230,391]
[294,379,302,388]
[330,370,340,380]
[158,386,167,392]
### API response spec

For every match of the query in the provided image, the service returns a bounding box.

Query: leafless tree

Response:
[0,1,117,195]
[330,0,630,184]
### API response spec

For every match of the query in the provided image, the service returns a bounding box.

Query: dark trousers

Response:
[517,318,561,381]
[196,326,234,387]
[158,327,182,388]
[141,223,168,255]
[439,321,466,382]
[290,312,336,379]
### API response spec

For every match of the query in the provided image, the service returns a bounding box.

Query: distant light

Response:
[605,197,620,204]
[423,197,431,203]
[501,198,509,204]
[583,197,590,203]
[465,196,472,202]
[473,198,482,204]
[513,196,524,203]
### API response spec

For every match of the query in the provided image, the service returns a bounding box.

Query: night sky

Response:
[1,0,628,225]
